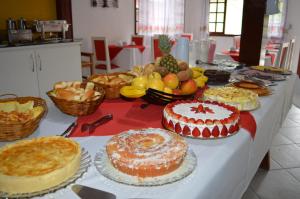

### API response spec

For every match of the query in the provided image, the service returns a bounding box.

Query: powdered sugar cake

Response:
[106,128,188,177]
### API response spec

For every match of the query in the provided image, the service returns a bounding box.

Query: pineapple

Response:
[158,35,180,73]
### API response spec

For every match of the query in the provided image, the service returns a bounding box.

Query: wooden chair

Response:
[286,38,296,70]
[91,37,123,74]
[131,35,144,46]
[81,52,94,79]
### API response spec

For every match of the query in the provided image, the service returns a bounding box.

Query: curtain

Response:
[137,0,185,36]
[268,0,288,40]
[199,0,209,40]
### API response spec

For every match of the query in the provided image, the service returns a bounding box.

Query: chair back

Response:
[233,36,241,50]
[180,33,193,41]
[91,37,112,73]
[286,38,296,70]
[151,36,163,61]
[277,42,289,69]
[131,35,144,46]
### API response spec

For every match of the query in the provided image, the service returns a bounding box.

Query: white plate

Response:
[94,149,197,186]
[0,148,91,198]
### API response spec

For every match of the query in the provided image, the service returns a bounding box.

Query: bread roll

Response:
[55,88,76,101]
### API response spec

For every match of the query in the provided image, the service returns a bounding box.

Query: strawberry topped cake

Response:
[163,100,240,139]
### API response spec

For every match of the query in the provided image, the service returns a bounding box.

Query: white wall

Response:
[184,0,233,53]
[72,0,135,52]
[285,0,300,72]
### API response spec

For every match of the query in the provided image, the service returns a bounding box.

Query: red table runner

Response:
[109,45,145,60]
[69,99,257,139]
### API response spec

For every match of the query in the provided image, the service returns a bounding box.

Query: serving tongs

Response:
[142,88,194,106]
[81,114,113,134]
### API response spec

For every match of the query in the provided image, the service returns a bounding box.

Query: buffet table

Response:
[0,74,297,199]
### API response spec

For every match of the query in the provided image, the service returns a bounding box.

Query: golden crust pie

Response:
[0,136,81,194]
[203,87,259,111]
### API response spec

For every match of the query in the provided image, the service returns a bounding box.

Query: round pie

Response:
[203,87,260,111]
[0,136,81,194]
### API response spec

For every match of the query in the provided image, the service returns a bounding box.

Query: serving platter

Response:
[94,149,197,186]
[0,148,91,198]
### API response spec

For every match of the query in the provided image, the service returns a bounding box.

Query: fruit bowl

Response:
[143,88,194,105]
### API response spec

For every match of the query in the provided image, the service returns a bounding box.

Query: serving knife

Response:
[59,122,76,137]
[72,184,116,199]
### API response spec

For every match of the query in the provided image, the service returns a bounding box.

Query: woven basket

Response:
[47,82,105,116]
[88,73,134,99]
[0,94,47,141]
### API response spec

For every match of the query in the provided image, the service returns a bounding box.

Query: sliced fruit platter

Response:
[121,35,208,104]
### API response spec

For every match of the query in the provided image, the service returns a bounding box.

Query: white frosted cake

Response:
[163,100,240,139]
[203,87,259,111]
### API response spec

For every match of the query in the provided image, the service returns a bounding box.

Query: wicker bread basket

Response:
[0,94,47,141]
[47,82,105,116]
[88,72,135,99]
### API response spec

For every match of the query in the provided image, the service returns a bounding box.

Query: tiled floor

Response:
[242,105,300,199]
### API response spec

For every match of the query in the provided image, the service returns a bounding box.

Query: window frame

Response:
[209,0,241,37]
[134,0,139,35]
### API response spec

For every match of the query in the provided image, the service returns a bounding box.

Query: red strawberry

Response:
[223,118,229,124]
[162,117,168,127]
[234,123,240,131]
[175,123,182,134]
[212,101,218,105]
[192,127,201,137]
[229,125,236,134]
[196,119,204,125]
[202,127,211,138]
[205,119,213,125]
[183,126,191,135]
[174,114,181,119]
[221,125,228,136]
[168,120,174,130]
[212,126,220,137]
[213,119,221,124]
[188,118,196,123]
[181,117,188,122]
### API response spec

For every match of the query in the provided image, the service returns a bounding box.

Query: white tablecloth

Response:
[0,75,297,199]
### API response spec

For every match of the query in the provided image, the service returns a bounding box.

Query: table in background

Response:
[109,45,145,70]
[0,74,297,199]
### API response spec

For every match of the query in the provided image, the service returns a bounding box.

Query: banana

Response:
[120,86,146,98]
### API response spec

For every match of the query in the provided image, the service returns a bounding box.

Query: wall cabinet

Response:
[0,42,82,102]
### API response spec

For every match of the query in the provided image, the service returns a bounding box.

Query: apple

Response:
[180,79,198,95]
[163,73,179,89]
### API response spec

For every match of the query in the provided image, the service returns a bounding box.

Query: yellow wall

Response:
[0,0,56,30]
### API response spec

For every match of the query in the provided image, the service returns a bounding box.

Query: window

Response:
[134,0,185,36]
[209,0,244,36]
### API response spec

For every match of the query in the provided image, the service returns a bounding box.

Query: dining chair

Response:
[131,35,144,46]
[286,38,296,70]
[180,33,193,41]
[151,35,176,62]
[151,35,162,61]
[81,52,94,79]
[91,37,123,74]
[277,42,290,69]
